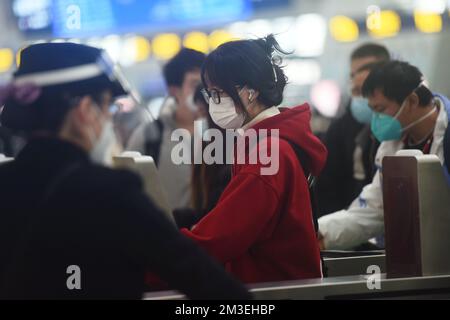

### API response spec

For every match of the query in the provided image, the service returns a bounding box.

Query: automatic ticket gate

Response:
[382,150,450,278]
[113,151,174,223]
[322,251,385,277]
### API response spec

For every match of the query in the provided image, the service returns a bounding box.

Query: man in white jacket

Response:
[319,60,450,250]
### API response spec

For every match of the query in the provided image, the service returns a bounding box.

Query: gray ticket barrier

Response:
[382,151,450,278]
[248,274,450,299]
[143,274,450,300]
[324,254,385,277]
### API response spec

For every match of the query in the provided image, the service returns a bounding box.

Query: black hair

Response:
[362,60,433,107]
[163,48,206,88]
[355,61,383,74]
[351,43,390,62]
[1,78,111,135]
[201,34,289,113]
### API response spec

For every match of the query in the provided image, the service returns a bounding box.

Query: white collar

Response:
[432,97,448,139]
[242,106,281,130]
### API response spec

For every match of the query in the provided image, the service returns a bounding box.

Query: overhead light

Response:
[414,11,443,33]
[13,0,50,16]
[101,35,122,63]
[121,36,151,66]
[0,48,14,73]
[208,30,235,50]
[227,21,249,39]
[329,15,359,42]
[183,32,209,53]
[367,10,401,38]
[152,33,181,60]
[271,17,296,53]
[133,36,152,62]
[16,47,25,67]
[414,0,446,14]
[284,60,321,86]
[295,14,327,57]
[246,19,273,38]
[310,80,341,118]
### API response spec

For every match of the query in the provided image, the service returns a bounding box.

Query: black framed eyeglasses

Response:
[201,86,244,105]
[202,88,223,104]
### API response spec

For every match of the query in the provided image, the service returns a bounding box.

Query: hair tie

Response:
[0,84,14,106]
[0,83,41,106]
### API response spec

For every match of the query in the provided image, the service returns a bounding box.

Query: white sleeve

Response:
[125,123,147,155]
[318,170,385,250]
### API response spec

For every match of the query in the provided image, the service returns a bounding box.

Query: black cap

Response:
[1,42,139,132]
[13,42,133,99]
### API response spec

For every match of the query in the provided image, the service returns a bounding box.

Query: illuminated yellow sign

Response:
[329,16,359,42]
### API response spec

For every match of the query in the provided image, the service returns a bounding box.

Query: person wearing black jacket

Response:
[0,43,250,300]
[315,43,388,217]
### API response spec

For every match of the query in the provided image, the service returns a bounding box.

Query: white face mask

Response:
[209,88,247,129]
[88,108,117,166]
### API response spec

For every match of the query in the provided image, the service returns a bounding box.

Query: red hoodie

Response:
[181,104,328,284]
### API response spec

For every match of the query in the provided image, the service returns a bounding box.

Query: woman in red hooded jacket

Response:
[181,35,328,284]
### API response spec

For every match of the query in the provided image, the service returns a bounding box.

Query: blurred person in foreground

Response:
[0,43,250,300]
[173,85,231,229]
[127,48,205,210]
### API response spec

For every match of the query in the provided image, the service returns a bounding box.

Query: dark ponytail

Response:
[253,34,288,58]
[252,34,289,106]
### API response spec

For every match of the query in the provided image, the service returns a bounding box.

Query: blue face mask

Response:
[371,85,437,143]
[350,97,373,124]
[371,111,403,142]
[371,81,425,142]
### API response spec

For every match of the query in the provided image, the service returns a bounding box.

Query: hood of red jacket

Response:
[250,104,328,176]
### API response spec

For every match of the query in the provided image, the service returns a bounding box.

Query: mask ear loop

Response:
[414,80,425,93]
[402,105,437,132]
[394,80,427,119]
[398,80,436,132]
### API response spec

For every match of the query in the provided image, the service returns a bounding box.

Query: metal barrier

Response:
[324,254,385,277]
[143,274,450,300]
[249,274,450,299]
